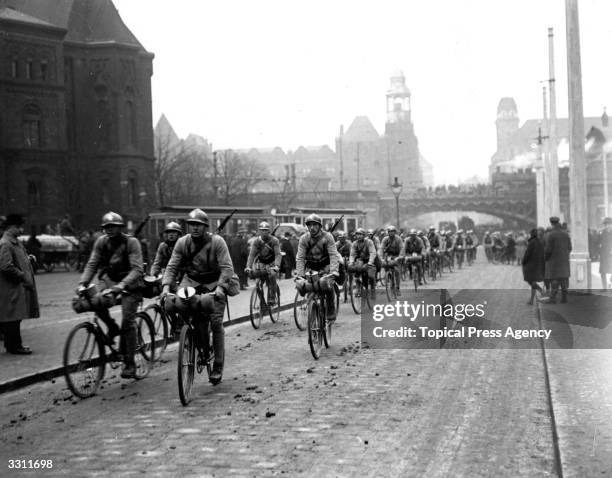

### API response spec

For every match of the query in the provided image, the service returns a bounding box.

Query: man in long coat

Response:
[229,229,249,289]
[540,216,572,304]
[0,214,39,354]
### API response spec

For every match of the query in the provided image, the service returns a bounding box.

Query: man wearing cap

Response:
[150,221,182,278]
[280,231,296,280]
[162,208,234,385]
[245,222,281,305]
[79,211,144,378]
[540,216,572,303]
[598,217,612,289]
[0,214,39,354]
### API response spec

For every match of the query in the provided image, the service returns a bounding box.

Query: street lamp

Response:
[390,176,403,230]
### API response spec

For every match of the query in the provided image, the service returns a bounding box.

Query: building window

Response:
[127,171,138,207]
[40,61,48,81]
[26,60,33,79]
[27,180,41,207]
[23,105,42,148]
[11,59,18,78]
[125,101,137,146]
[101,177,111,206]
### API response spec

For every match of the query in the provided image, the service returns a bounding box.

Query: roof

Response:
[8,0,145,48]
[497,97,517,113]
[343,116,380,142]
[0,6,60,28]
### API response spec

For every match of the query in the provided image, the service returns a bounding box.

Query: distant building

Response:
[336,70,424,193]
[491,97,612,226]
[0,0,154,231]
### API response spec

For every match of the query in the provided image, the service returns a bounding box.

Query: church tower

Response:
[490,97,520,178]
[384,70,422,191]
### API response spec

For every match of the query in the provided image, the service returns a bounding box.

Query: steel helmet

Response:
[367,229,374,235]
[186,208,209,226]
[387,225,397,232]
[101,211,124,227]
[164,221,182,234]
[259,221,271,231]
[355,228,366,236]
[429,225,436,231]
[409,228,417,235]
[305,213,322,226]
[417,230,424,235]
[457,229,464,234]
[337,231,346,238]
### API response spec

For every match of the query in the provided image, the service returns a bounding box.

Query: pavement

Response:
[0,250,610,476]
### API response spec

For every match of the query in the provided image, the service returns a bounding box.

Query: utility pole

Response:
[534,125,549,227]
[540,83,550,223]
[548,27,561,218]
[565,0,591,289]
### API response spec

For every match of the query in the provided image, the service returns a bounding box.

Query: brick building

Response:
[0,0,154,232]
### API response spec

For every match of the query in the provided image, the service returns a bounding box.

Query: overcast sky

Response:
[113,0,612,185]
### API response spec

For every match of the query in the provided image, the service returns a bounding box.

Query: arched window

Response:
[27,179,42,207]
[23,104,42,148]
[127,171,138,207]
[125,100,137,146]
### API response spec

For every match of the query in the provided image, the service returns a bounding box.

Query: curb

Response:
[0,300,300,395]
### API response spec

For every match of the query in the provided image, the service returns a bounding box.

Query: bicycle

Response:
[165,286,217,406]
[64,286,156,399]
[249,269,281,329]
[455,246,465,269]
[347,264,373,314]
[406,254,423,292]
[297,271,336,359]
[142,275,174,360]
[429,249,441,281]
[382,258,400,301]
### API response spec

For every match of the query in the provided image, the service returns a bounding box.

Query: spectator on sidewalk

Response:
[229,229,249,289]
[540,216,572,304]
[59,214,75,236]
[522,228,545,305]
[598,217,612,289]
[0,214,39,354]
[25,231,42,270]
[280,232,296,279]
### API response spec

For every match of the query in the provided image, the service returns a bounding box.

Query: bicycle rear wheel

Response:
[63,322,105,399]
[268,283,281,323]
[307,300,323,359]
[177,325,196,406]
[134,312,155,379]
[322,297,332,349]
[250,285,263,329]
[294,291,307,330]
[143,303,168,360]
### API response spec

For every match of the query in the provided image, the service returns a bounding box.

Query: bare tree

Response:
[213,150,267,205]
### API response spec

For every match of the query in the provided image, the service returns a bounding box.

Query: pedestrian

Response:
[229,228,249,289]
[539,216,572,304]
[0,214,39,354]
[280,231,296,279]
[25,230,42,271]
[515,231,527,266]
[522,228,545,305]
[289,232,299,257]
[598,217,612,289]
[59,214,75,236]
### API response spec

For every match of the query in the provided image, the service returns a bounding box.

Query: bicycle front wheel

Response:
[143,303,168,360]
[294,291,307,330]
[63,322,105,399]
[134,312,155,379]
[250,286,263,329]
[349,276,362,315]
[177,325,196,406]
[307,300,323,359]
[385,271,397,301]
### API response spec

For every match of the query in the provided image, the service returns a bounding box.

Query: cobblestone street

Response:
[1,253,611,476]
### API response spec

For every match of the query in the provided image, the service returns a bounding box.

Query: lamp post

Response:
[390,177,403,229]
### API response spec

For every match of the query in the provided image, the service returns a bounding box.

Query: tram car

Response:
[18,234,79,272]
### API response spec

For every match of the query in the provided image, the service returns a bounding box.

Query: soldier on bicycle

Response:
[150,221,182,278]
[295,214,340,320]
[245,221,281,305]
[379,225,403,296]
[161,208,234,385]
[78,212,144,379]
[404,229,425,285]
[348,228,377,299]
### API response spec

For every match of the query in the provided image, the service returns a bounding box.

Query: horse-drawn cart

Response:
[19,234,79,272]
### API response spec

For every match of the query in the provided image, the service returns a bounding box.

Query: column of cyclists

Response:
[62,211,478,404]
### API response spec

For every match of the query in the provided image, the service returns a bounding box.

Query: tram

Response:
[272,207,366,234]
